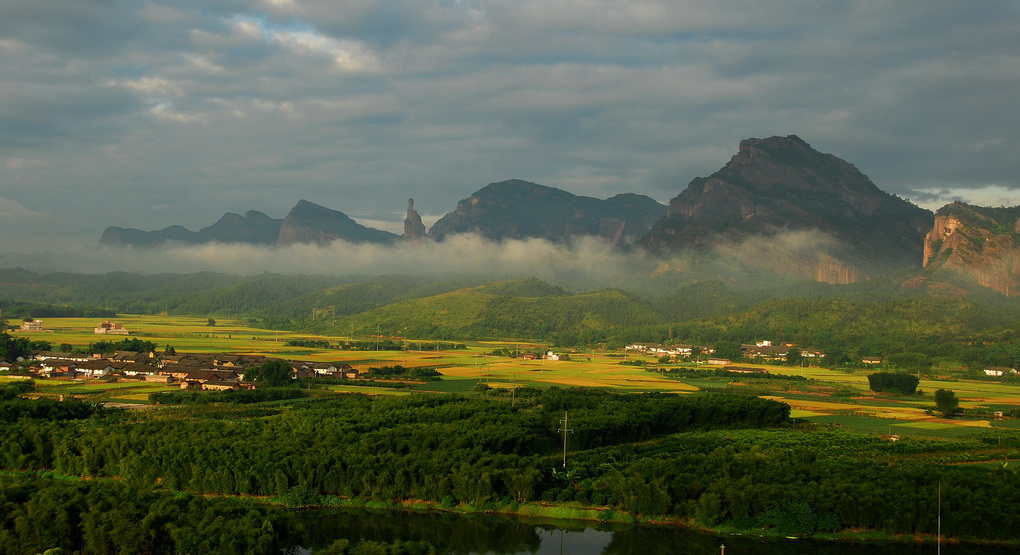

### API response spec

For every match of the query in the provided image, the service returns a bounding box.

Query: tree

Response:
[207,318,217,327]
[246,359,292,387]
[868,372,919,395]
[713,341,743,361]
[934,389,959,417]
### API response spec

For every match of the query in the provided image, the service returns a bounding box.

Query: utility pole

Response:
[558,411,572,468]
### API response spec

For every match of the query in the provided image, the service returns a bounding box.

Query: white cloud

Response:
[0,197,43,220]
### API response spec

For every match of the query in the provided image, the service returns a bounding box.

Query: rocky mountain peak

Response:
[642,135,933,283]
[402,198,427,242]
[277,200,398,246]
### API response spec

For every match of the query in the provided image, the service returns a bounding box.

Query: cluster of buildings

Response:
[624,342,716,358]
[0,350,360,391]
[738,340,825,361]
[626,340,826,363]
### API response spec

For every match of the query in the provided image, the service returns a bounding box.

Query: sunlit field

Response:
[6,316,1020,438]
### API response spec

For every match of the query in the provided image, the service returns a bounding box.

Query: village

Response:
[5,320,1018,391]
[1,319,361,391]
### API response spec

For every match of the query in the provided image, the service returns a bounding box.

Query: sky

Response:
[2,1,1020,261]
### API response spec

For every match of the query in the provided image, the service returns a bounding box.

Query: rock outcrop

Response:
[402,198,427,242]
[923,202,1020,296]
[640,135,933,283]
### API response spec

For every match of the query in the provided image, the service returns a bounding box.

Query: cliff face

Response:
[923,202,1020,296]
[641,135,933,283]
[427,180,666,245]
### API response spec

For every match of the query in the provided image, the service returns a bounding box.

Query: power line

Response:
[558,410,572,468]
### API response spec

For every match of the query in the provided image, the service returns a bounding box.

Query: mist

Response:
[3,229,853,296]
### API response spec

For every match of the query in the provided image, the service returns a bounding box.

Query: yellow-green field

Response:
[7,316,1020,436]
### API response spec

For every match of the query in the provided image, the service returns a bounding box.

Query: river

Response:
[289,507,1016,554]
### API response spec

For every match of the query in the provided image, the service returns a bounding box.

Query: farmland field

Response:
[6,316,1020,438]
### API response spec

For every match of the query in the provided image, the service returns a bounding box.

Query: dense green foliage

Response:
[867,372,920,395]
[0,299,115,320]
[0,332,51,361]
[0,380,107,422]
[244,359,294,387]
[935,389,960,417]
[0,472,450,554]
[87,337,159,355]
[0,473,297,554]
[1,389,1018,544]
[364,365,442,381]
[149,387,309,405]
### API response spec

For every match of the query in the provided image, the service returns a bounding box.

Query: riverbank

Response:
[269,489,1020,549]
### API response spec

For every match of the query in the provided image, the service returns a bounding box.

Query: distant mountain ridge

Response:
[95,135,1020,296]
[100,210,283,246]
[98,183,668,248]
[100,202,396,247]
[427,179,666,245]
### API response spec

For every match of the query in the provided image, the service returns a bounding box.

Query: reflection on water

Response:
[291,508,1016,555]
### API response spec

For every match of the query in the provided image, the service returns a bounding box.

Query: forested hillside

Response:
[5,269,1020,370]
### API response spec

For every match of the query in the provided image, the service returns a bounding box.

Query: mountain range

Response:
[97,135,1020,295]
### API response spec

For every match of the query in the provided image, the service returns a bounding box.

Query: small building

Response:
[95,321,130,335]
[109,351,153,364]
[19,320,45,332]
[77,360,117,378]
[202,381,241,391]
[318,362,358,379]
[34,351,92,362]
[158,354,211,368]
[983,366,1017,377]
[862,357,883,365]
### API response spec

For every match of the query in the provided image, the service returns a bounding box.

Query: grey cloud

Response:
[3,1,1020,257]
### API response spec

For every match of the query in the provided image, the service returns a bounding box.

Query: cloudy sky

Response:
[3,1,1020,256]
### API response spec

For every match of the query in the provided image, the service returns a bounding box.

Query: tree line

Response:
[1,387,1018,543]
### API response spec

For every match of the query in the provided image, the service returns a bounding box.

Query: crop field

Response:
[437,356,700,393]
[750,366,1020,437]
[7,316,1020,437]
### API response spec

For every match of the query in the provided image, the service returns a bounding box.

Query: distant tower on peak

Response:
[403,198,427,242]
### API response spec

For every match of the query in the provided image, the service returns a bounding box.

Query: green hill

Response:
[319,280,665,342]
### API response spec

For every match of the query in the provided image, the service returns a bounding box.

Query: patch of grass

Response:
[807,414,984,439]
